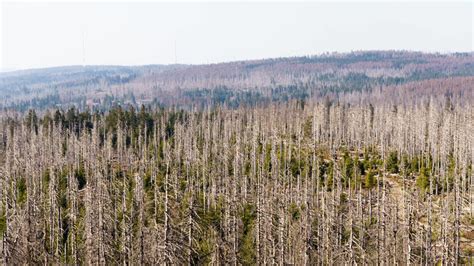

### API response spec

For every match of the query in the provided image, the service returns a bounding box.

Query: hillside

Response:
[1,99,473,264]
[0,50,473,264]
[1,51,473,111]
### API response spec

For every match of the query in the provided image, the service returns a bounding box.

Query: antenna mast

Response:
[174,40,177,65]
[82,30,86,67]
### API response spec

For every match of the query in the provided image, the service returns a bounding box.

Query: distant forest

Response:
[0,51,473,112]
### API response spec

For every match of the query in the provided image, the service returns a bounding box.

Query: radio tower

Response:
[82,30,86,67]
[174,40,177,65]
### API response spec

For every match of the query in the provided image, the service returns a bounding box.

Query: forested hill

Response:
[1,51,474,264]
[1,51,473,111]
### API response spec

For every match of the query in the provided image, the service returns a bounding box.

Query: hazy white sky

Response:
[1,1,472,70]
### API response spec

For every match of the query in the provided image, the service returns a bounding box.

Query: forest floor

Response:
[460,190,474,256]
[385,174,406,220]
[385,174,474,257]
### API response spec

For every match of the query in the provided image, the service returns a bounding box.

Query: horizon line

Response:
[2,49,473,74]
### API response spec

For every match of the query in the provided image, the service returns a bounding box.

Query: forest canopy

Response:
[1,96,473,264]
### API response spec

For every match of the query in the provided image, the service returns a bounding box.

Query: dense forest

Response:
[0,51,473,264]
[0,97,473,264]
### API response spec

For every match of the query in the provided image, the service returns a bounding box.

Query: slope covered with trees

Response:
[0,51,473,264]
[1,51,473,111]
[1,96,473,264]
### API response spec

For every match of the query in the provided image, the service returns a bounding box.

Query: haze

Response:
[1,1,473,71]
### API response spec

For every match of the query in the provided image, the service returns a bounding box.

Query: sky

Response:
[1,1,473,71]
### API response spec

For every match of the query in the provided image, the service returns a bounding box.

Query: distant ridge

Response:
[1,50,472,111]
